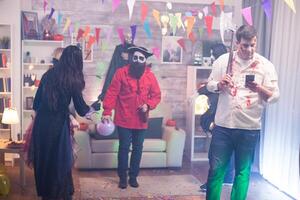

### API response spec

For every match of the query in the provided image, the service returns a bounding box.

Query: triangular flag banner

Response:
[262,0,272,20]
[74,22,80,34]
[189,32,196,44]
[203,6,209,16]
[186,16,195,37]
[205,15,213,37]
[185,11,192,17]
[152,9,161,27]
[130,25,137,44]
[68,24,73,37]
[220,11,233,44]
[284,0,296,13]
[112,0,121,13]
[127,0,136,20]
[211,2,217,16]
[242,7,253,26]
[96,61,106,76]
[83,26,91,39]
[48,8,55,19]
[105,27,113,44]
[76,28,84,41]
[141,2,148,23]
[175,13,184,30]
[152,47,160,59]
[87,36,96,49]
[177,38,186,51]
[220,0,224,11]
[169,14,178,35]
[144,19,152,38]
[57,12,63,27]
[63,17,71,34]
[95,27,101,44]
[117,27,125,44]
[44,0,48,13]
[101,41,109,51]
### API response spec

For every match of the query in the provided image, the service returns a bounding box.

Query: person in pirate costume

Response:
[102,46,161,189]
[205,25,280,200]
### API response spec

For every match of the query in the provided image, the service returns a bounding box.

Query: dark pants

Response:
[206,126,259,200]
[117,126,146,180]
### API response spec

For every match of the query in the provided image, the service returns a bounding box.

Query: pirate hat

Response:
[127,46,153,58]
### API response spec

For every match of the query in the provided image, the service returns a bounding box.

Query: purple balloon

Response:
[96,120,115,136]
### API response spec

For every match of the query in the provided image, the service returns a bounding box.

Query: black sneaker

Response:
[200,183,207,192]
[118,178,128,189]
[129,178,139,188]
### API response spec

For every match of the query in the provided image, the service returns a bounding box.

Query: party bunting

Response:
[95,27,101,44]
[185,11,192,17]
[141,2,148,23]
[57,12,63,27]
[175,13,184,30]
[205,15,213,37]
[117,27,125,44]
[130,25,137,44]
[284,0,296,13]
[74,22,80,34]
[152,9,161,27]
[68,24,73,37]
[211,2,217,16]
[203,6,208,16]
[189,32,196,44]
[63,17,71,33]
[83,26,91,39]
[76,28,84,41]
[112,0,121,13]
[143,19,152,38]
[44,0,48,13]
[262,0,272,20]
[177,38,186,51]
[186,16,195,37]
[242,6,253,26]
[152,47,160,60]
[87,36,96,49]
[127,0,136,20]
[169,14,178,35]
[48,8,55,19]
[220,0,224,11]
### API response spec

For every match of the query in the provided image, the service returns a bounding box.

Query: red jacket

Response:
[103,65,161,129]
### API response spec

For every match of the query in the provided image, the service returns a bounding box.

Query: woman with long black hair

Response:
[28,45,98,200]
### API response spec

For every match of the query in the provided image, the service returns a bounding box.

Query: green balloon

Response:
[0,174,10,196]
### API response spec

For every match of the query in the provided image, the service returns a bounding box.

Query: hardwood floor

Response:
[0,157,294,200]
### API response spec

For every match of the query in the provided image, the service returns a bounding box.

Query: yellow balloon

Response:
[0,174,10,196]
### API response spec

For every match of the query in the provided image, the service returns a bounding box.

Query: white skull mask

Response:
[132,51,146,64]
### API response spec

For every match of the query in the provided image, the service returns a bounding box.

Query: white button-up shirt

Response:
[207,52,280,130]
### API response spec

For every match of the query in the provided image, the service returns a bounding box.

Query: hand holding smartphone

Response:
[245,74,255,87]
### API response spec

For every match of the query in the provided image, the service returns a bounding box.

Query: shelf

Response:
[191,152,209,161]
[0,92,12,95]
[23,86,38,89]
[0,67,11,70]
[23,40,63,45]
[188,65,213,70]
[0,49,11,52]
[0,129,10,132]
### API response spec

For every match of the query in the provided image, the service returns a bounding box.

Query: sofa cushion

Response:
[91,139,166,153]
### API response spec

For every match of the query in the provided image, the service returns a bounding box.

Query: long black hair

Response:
[44,45,85,111]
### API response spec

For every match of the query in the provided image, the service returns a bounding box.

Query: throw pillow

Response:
[144,117,163,139]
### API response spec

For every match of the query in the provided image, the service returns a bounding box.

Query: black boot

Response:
[129,177,139,188]
[118,177,128,189]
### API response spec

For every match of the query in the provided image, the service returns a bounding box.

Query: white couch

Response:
[73,103,186,169]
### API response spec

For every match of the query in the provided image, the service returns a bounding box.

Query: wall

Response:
[0,0,21,140]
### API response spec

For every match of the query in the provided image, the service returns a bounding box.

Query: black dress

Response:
[31,68,90,199]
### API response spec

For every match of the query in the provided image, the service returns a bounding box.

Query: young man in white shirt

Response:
[206,25,280,200]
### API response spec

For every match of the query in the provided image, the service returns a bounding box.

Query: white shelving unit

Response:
[21,39,64,137]
[0,24,13,140]
[186,65,213,161]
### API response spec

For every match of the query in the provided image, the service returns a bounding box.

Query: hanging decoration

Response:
[169,14,178,35]
[76,28,84,41]
[205,15,213,37]
[83,26,91,39]
[152,9,161,27]
[62,17,71,34]
[177,38,186,51]
[43,0,48,13]
[112,0,121,13]
[189,32,196,44]
[127,0,136,20]
[57,11,63,27]
[141,2,148,23]
[130,25,137,44]
[117,27,125,44]
[219,0,224,11]
[242,6,253,26]
[186,16,195,37]
[87,36,96,49]
[152,47,161,59]
[48,8,55,20]
[143,19,152,38]
[211,2,217,16]
[284,0,296,13]
[262,0,272,20]
[95,27,101,44]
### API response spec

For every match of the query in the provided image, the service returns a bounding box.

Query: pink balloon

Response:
[96,120,115,136]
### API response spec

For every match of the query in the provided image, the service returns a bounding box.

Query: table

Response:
[0,142,26,188]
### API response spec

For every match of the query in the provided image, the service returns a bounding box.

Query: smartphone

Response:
[245,74,255,86]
